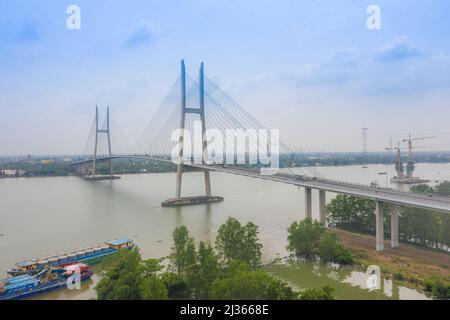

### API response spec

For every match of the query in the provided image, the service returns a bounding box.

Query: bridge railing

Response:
[310,177,450,201]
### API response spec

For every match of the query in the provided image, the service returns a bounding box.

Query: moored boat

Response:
[0,263,93,300]
[7,238,134,277]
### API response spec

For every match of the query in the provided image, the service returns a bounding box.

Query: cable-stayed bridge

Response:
[70,60,450,251]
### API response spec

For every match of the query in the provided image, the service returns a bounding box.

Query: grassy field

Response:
[331,229,450,291]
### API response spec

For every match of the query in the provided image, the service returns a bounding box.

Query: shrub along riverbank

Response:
[95,213,449,300]
[96,218,334,300]
[287,218,354,265]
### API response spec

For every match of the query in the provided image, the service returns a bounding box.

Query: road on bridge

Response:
[71,155,450,214]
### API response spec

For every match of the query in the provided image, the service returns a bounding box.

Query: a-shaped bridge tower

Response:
[163,61,223,206]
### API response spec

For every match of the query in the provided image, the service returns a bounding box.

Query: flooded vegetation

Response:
[266,259,429,300]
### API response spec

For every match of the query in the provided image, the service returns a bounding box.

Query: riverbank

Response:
[331,228,450,290]
[2,165,450,300]
[2,158,450,179]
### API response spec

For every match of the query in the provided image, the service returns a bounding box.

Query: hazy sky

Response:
[1,0,449,155]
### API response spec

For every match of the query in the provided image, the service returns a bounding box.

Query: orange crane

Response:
[402,134,436,178]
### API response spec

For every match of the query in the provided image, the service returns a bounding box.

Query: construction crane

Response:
[385,141,404,180]
[402,134,436,178]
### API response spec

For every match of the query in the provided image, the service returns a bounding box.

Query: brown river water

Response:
[1,163,449,300]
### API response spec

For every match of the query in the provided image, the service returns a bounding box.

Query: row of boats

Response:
[0,238,134,300]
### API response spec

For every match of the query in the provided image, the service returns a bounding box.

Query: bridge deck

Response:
[70,155,450,213]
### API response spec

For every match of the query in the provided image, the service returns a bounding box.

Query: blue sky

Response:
[1,0,449,154]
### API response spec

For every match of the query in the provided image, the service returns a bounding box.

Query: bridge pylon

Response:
[84,106,119,181]
[162,60,223,207]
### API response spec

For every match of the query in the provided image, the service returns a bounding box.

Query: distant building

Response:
[40,159,55,165]
[2,169,25,177]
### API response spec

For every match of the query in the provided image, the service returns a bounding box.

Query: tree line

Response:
[326,182,450,251]
[96,217,335,300]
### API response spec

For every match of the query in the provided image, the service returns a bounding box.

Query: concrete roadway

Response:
[70,155,450,214]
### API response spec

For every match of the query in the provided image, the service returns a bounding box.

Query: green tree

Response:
[318,232,353,265]
[187,241,220,299]
[96,249,169,300]
[431,281,450,300]
[410,184,435,194]
[299,285,335,300]
[326,183,450,251]
[96,249,144,300]
[326,195,376,234]
[210,261,294,300]
[215,218,262,268]
[433,181,450,195]
[143,258,164,277]
[161,272,191,299]
[241,222,263,269]
[403,182,450,249]
[425,278,450,300]
[287,218,324,258]
[399,207,439,247]
[170,225,197,275]
[264,274,296,300]
[140,277,169,300]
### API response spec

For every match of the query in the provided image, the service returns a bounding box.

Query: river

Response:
[1,163,449,300]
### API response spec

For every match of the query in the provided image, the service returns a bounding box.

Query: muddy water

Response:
[1,163,448,300]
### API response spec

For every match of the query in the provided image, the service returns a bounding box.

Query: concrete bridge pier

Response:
[305,187,312,219]
[390,205,400,248]
[175,164,183,199]
[375,201,400,251]
[204,171,212,197]
[84,163,90,176]
[74,163,80,176]
[376,201,384,251]
[319,190,326,224]
[77,162,88,176]
[319,190,327,225]
[78,164,83,176]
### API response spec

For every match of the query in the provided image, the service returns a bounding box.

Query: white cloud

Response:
[376,36,422,62]
[123,20,157,48]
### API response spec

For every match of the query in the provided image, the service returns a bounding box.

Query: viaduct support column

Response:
[319,190,326,224]
[305,187,312,219]
[390,205,399,248]
[376,201,384,251]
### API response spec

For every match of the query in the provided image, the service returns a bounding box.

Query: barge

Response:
[0,263,93,300]
[162,196,224,207]
[7,238,134,277]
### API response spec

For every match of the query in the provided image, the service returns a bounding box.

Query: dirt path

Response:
[331,228,450,283]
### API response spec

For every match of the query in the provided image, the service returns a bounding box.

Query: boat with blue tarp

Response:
[7,238,134,277]
[0,263,93,300]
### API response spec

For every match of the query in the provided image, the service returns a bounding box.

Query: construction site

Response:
[386,134,436,185]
